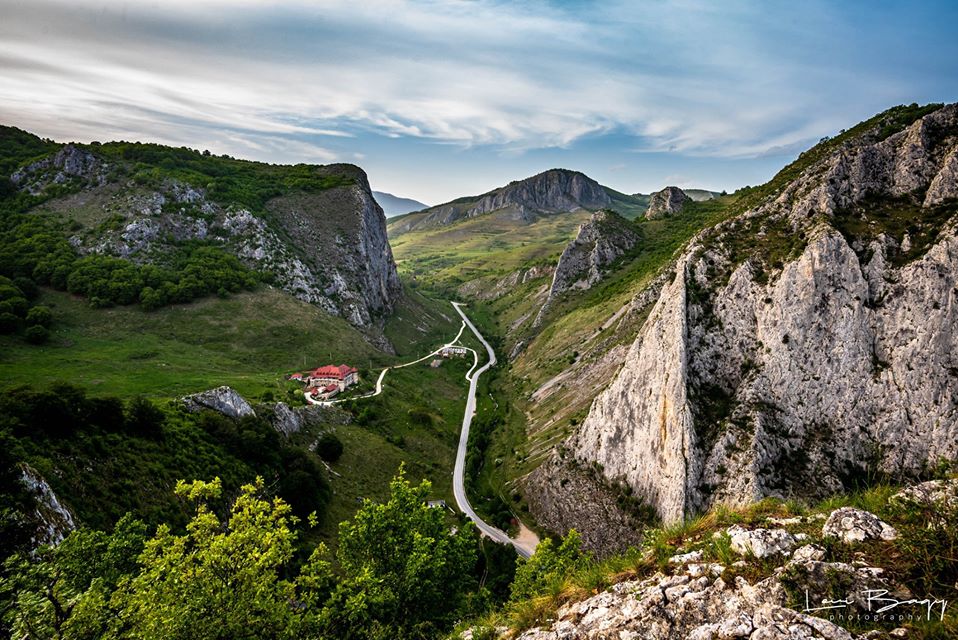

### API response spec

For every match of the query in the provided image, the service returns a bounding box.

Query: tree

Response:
[111,478,300,640]
[124,397,164,438]
[25,305,52,327]
[510,530,585,602]
[313,468,478,640]
[315,432,344,462]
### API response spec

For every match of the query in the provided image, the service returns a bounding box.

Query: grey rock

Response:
[822,507,898,544]
[19,463,76,548]
[182,386,255,419]
[789,544,826,564]
[270,402,303,437]
[725,525,802,559]
[646,186,692,219]
[512,565,868,640]
[890,478,958,510]
[535,210,640,326]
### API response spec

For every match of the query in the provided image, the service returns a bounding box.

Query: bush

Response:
[125,396,165,438]
[315,432,344,462]
[0,311,18,333]
[23,324,49,344]
[25,305,51,327]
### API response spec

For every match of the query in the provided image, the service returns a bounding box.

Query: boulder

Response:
[821,507,897,544]
[890,479,958,510]
[725,525,804,559]
[182,386,255,419]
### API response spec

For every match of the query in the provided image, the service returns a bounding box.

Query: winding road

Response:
[305,301,538,558]
[451,302,538,559]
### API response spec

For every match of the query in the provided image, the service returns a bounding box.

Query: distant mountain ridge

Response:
[389,169,650,235]
[372,191,429,217]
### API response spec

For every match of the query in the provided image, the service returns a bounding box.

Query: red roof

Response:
[290,373,303,379]
[311,364,357,379]
[324,383,338,392]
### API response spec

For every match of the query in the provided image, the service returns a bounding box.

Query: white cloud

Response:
[0,0,950,169]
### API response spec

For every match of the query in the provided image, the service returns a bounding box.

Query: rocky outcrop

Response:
[646,186,692,219]
[542,103,958,533]
[513,553,890,640]
[522,452,644,558]
[535,211,640,325]
[266,164,402,328]
[11,144,110,193]
[19,464,76,548]
[391,169,611,234]
[890,478,958,509]
[15,146,400,333]
[821,508,897,544]
[456,265,554,302]
[182,386,256,419]
[725,525,805,559]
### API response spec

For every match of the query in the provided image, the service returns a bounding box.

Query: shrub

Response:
[315,432,344,462]
[23,324,49,344]
[25,305,51,327]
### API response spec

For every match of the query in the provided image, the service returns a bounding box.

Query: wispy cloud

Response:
[0,0,956,200]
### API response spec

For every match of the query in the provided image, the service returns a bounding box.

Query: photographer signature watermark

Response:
[803,589,949,622]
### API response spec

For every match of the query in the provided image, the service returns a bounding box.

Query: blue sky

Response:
[1,0,956,204]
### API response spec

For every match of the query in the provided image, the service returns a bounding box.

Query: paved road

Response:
[305,322,467,406]
[451,302,537,559]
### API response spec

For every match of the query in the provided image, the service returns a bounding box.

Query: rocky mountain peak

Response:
[646,185,692,219]
[534,210,640,326]
[389,168,612,234]
[472,168,611,216]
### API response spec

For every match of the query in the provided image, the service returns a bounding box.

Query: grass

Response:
[0,287,386,400]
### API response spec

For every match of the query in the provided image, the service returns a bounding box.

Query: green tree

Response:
[313,469,478,640]
[24,325,49,344]
[25,305,52,327]
[111,477,300,640]
[510,530,585,602]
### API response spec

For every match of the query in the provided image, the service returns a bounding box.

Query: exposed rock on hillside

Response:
[646,185,692,218]
[14,149,400,333]
[390,169,611,234]
[535,210,640,326]
[19,464,76,548]
[529,104,958,539]
[182,386,256,419]
[513,541,897,640]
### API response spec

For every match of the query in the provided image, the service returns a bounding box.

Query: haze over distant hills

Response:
[372,191,429,217]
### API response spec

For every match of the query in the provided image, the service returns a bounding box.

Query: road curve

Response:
[451,302,537,559]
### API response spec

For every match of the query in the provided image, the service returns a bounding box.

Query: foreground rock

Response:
[890,478,958,510]
[182,386,256,419]
[645,185,692,218]
[725,525,804,559]
[514,561,883,640]
[822,507,898,544]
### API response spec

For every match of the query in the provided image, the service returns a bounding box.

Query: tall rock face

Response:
[528,103,958,541]
[11,147,401,334]
[266,164,402,327]
[389,169,611,234]
[645,185,692,219]
[534,210,640,326]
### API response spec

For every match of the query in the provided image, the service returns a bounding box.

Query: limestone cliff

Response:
[528,103,958,539]
[11,146,401,333]
[389,169,611,234]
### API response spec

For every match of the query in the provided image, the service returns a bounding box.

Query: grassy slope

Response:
[0,282,475,543]
[390,209,592,292]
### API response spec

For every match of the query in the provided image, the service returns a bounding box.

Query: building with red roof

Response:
[307,364,359,391]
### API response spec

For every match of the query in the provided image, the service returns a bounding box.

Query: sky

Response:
[1,1,957,205]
